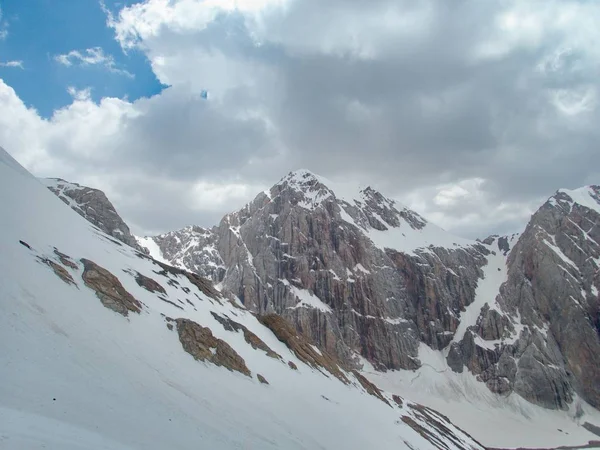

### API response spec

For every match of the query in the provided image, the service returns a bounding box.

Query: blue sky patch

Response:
[0,0,165,117]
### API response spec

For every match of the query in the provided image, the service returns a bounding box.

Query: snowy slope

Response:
[451,248,508,344]
[135,235,169,264]
[0,148,483,450]
[363,347,600,449]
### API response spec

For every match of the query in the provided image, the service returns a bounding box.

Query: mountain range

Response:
[2,143,599,448]
[131,169,600,414]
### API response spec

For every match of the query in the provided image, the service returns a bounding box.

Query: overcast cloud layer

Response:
[1,0,599,237]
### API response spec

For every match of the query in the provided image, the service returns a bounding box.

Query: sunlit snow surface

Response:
[0,149,483,449]
[135,235,169,264]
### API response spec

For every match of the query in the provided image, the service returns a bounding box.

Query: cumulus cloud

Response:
[2,0,600,237]
[55,47,134,78]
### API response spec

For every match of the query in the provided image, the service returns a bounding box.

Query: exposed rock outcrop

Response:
[81,258,142,316]
[151,260,221,300]
[402,403,486,450]
[259,313,349,383]
[175,318,251,376]
[352,370,391,406]
[43,178,144,252]
[53,248,78,270]
[38,256,77,287]
[210,312,281,359]
[133,271,166,295]
[257,374,269,384]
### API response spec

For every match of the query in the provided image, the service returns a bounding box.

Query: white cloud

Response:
[55,47,134,78]
[0,60,23,69]
[66,86,93,101]
[433,179,485,207]
[107,0,289,50]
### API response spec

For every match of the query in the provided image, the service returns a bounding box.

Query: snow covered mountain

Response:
[43,165,600,447]
[139,169,492,374]
[1,148,491,449]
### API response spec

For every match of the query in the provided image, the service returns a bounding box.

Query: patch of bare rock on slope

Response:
[81,258,142,316]
[402,403,487,450]
[132,270,167,294]
[38,256,77,287]
[175,318,251,377]
[211,312,282,359]
[259,313,350,383]
[150,258,222,301]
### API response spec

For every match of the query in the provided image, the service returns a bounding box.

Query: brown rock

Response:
[402,403,485,450]
[257,374,269,384]
[80,258,141,316]
[211,312,281,359]
[352,370,391,406]
[288,361,298,370]
[152,260,222,301]
[134,271,166,294]
[392,394,403,407]
[258,314,349,384]
[53,249,78,269]
[38,257,77,287]
[175,318,251,376]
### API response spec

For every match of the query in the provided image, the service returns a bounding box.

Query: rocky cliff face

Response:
[449,187,600,410]
[43,178,144,252]
[144,170,492,373]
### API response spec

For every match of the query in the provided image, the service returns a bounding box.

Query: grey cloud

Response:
[124,0,599,235]
[123,88,277,179]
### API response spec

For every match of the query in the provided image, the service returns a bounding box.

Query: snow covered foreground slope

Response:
[0,148,485,449]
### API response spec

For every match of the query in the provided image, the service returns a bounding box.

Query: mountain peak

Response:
[277,169,327,192]
[285,168,321,180]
